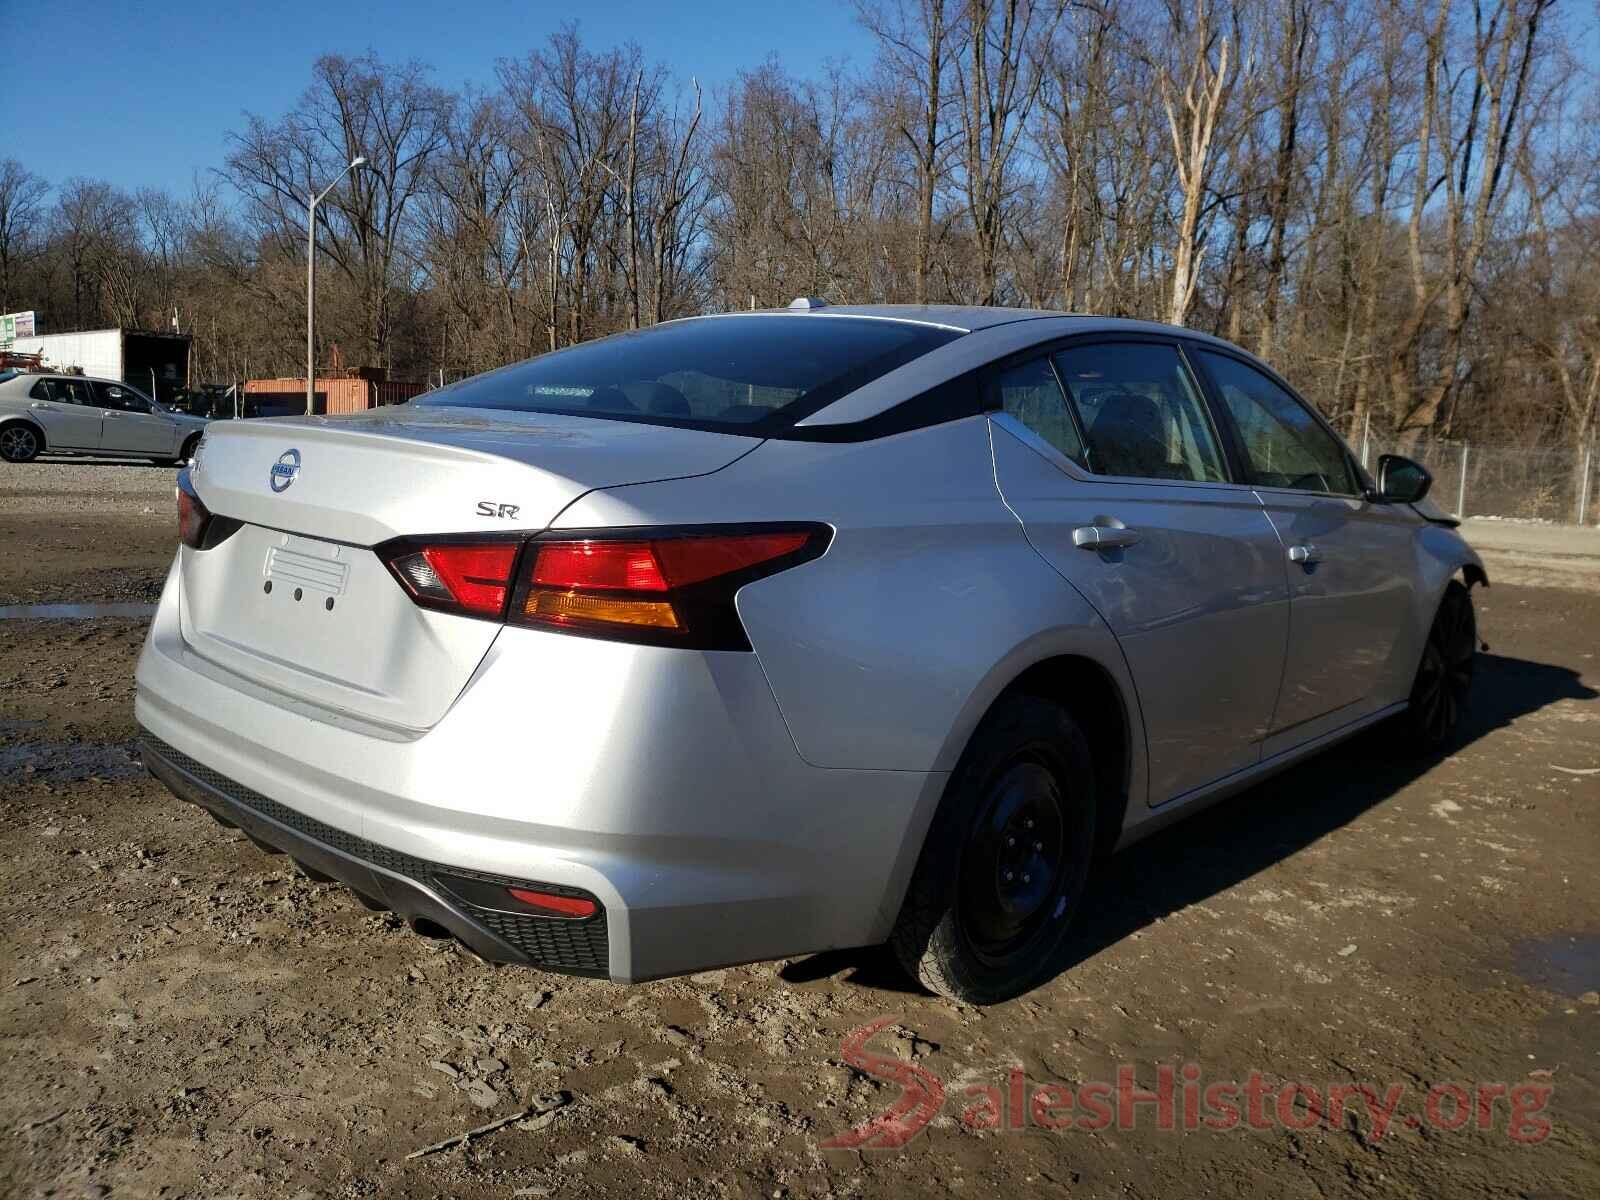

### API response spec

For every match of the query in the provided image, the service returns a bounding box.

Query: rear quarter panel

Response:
[553,417,1145,785]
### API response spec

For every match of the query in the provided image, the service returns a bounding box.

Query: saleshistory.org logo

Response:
[820,1018,1556,1150]
[269,448,301,493]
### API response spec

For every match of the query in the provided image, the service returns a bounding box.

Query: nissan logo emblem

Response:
[270,449,301,493]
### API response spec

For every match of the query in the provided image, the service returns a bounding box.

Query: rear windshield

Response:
[415,315,961,434]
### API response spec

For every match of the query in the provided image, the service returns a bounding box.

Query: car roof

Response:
[686,303,1242,342]
[685,303,1062,333]
[6,373,129,387]
[787,309,1274,428]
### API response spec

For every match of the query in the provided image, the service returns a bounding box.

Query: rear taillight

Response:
[177,467,218,549]
[376,525,830,650]
[386,542,519,617]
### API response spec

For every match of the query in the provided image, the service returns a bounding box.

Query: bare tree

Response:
[1154,0,1249,326]
[228,52,451,367]
[857,0,963,302]
[0,160,49,313]
[1386,0,1553,448]
[954,0,1063,304]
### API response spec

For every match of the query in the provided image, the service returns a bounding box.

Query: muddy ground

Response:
[2,462,1597,1199]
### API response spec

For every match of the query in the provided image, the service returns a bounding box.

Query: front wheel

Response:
[1402,579,1477,751]
[890,695,1095,1004]
[0,423,42,463]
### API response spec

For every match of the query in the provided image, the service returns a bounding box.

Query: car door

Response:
[93,381,179,456]
[26,378,102,449]
[988,339,1291,807]
[1189,348,1422,749]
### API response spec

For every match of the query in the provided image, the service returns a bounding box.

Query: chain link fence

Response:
[1357,434,1600,525]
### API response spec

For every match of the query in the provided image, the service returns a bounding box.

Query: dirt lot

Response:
[2,462,1597,1199]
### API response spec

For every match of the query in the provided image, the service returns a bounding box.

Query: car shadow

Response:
[780,652,1597,998]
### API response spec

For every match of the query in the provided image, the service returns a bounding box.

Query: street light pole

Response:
[306,155,367,415]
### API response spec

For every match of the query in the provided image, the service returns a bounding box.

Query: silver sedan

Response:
[0,371,208,464]
[135,304,1484,1003]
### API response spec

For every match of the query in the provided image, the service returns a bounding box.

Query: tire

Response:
[155,435,201,468]
[890,694,1096,1004]
[1400,579,1476,752]
[0,422,42,463]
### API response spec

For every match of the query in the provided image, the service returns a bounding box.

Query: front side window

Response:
[992,357,1086,466]
[1052,343,1227,483]
[94,382,152,413]
[1198,351,1355,495]
[416,315,962,435]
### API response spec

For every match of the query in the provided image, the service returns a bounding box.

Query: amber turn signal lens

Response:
[523,588,680,630]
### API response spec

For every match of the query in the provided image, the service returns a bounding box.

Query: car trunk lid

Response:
[178,407,757,730]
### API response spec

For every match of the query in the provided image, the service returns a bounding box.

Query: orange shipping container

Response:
[242,377,428,416]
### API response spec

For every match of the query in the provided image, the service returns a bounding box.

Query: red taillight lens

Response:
[384,542,519,617]
[177,473,211,548]
[528,532,811,593]
[532,541,669,591]
[655,532,811,586]
[377,525,829,646]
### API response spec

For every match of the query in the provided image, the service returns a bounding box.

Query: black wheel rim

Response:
[1,427,36,461]
[1414,592,1475,742]
[957,759,1068,965]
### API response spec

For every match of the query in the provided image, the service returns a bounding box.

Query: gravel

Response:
[0,459,178,517]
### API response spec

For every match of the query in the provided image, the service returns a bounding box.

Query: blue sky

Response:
[6,1,1597,199]
[1,0,871,195]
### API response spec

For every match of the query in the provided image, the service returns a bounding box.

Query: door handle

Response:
[103,412,119,419]
[1072,525,1141,551]
[29,401,47,409]
[1288,543,1321,565]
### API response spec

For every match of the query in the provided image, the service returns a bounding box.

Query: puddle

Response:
[1512,933,1600,997]
[0,602,157,621]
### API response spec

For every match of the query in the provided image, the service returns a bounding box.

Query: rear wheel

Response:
[1,423,42,463]
[890,695,1095,1004]
[155,434,202,468]
[1402,579,1476,751]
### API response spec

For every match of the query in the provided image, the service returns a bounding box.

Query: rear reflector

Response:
[507,887,598,918]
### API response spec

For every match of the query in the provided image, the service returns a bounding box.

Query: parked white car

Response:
[0,370,208,464]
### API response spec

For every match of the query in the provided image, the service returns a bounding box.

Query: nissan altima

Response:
[136,303,1485,1003]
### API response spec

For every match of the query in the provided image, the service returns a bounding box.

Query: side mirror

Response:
[1373,454,1432,504]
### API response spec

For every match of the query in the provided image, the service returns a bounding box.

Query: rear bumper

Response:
[135,554,945,982]
[141,732,610,975]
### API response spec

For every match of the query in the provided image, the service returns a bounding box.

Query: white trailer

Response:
[10,328,191,403]
[12,329,124,379]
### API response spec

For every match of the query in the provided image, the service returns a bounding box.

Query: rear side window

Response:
[32,378,92,406]
[1198,351,1356,495]
[417,316,961,435]
[1052,343,1227,483]
[992,357,1086,466]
